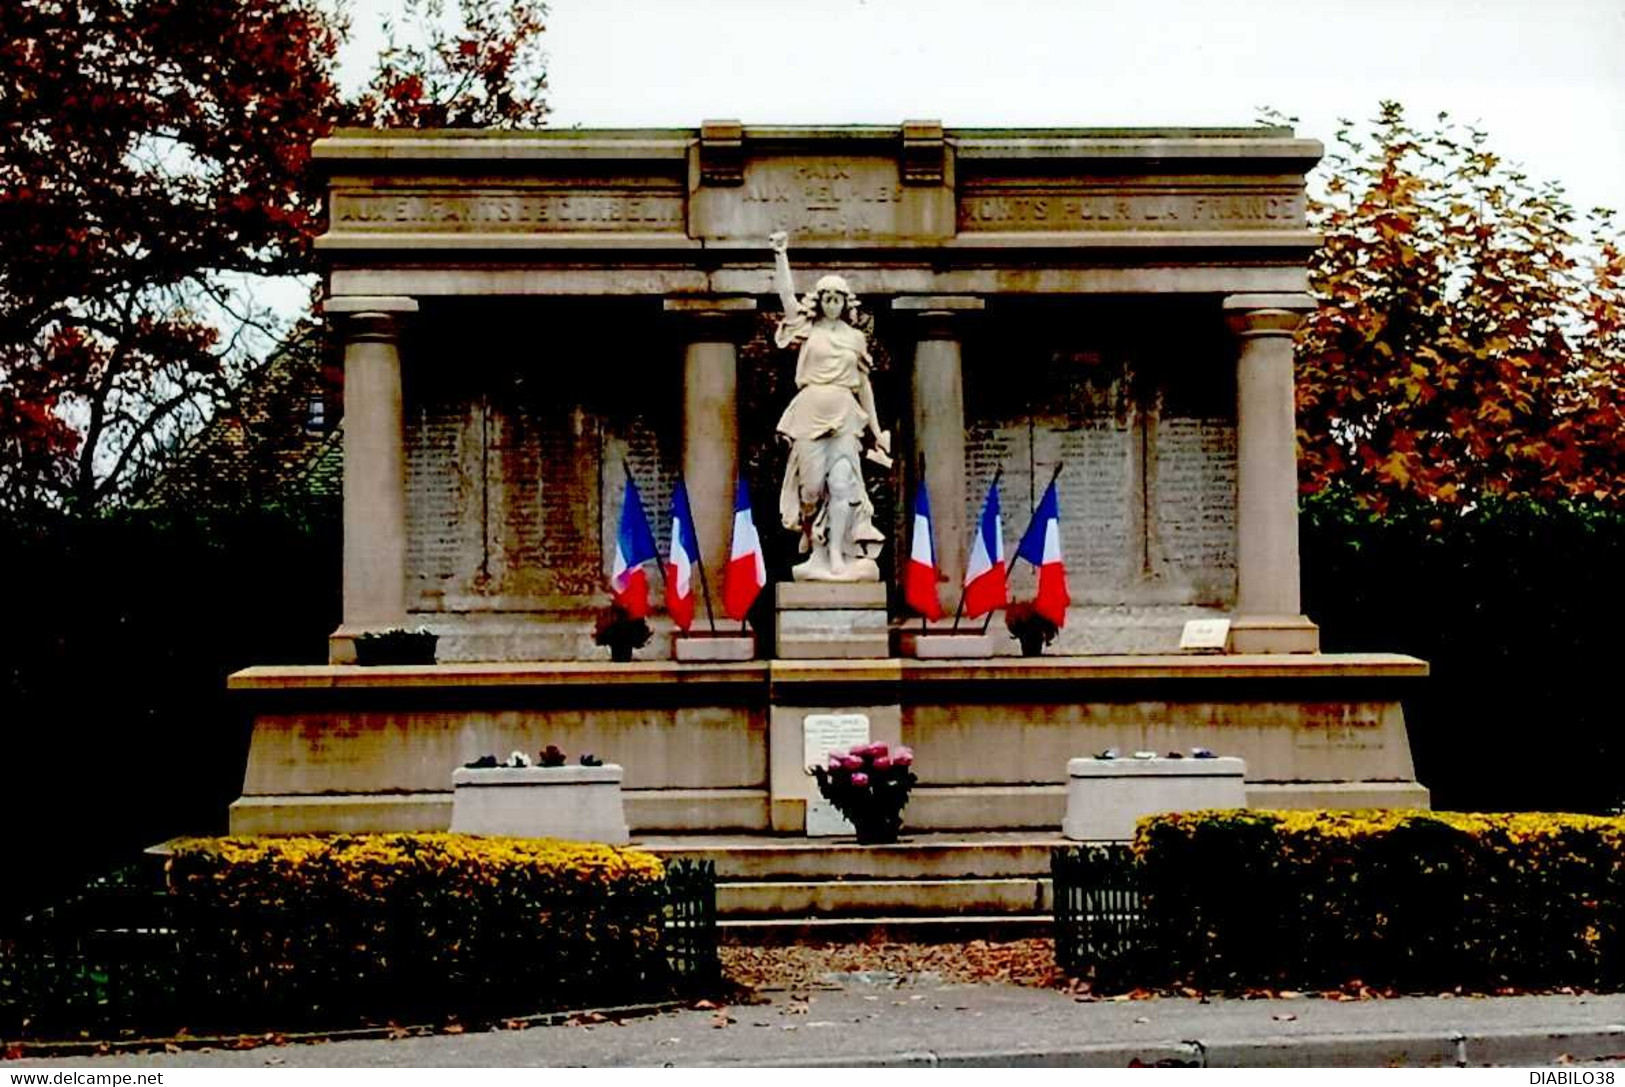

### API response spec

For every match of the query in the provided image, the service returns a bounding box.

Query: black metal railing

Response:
[2,852,721,1043]
[661,858,720,986]
[1051,845,1144,987]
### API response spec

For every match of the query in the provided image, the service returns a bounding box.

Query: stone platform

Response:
[227,653,1430,837]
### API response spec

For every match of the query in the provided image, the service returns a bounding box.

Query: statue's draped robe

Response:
[774,308,885,557]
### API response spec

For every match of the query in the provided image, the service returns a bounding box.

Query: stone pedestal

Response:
[673,632,756,662]
[897,629,996,659]
[449,764,630,845]
[775,582,890,659]
[1063,756,1248,842]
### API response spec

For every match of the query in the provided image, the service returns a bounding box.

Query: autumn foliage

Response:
[1295,102,1625,511]
[0,0,547,514]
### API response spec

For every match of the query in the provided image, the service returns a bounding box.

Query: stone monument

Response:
[226,122,1430,840]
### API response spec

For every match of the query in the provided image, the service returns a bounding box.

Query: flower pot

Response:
[852,819,900,845]
[1018,633,1046,657]
[609,643,634,663]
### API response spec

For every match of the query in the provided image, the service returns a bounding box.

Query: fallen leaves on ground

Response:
[720,938,1066,992]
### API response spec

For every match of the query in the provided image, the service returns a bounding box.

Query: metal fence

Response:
[1051,845,1144,987]
[1,852,721,1042]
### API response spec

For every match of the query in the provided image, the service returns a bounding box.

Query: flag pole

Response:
[917,453,928,633]
[953,465,1002,631]
[991,461,1065,634]
[623,459,669,595]
[682,474,720,634]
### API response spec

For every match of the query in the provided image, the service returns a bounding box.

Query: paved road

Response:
[12,980,1625,1068]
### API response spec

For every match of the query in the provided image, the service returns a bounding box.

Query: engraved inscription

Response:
[1152,416,1237,603]
[959,188,1306,231]
[332,190,685,231]
[706,157,904,238]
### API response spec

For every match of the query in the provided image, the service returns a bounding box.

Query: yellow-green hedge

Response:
[1135,810,1625,991]
[166,834,668,1028]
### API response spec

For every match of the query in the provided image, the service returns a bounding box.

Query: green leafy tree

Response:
[0,0,548,515]
[1292,102,1625,512]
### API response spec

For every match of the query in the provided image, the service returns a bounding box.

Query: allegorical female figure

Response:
[769,231,892,581]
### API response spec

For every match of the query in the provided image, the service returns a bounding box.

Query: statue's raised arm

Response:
[769,231,800,317]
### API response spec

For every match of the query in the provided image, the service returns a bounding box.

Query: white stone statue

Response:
[769,231,893,582]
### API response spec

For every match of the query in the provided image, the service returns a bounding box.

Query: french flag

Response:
[610,474,659,618]
[1016,478,1070,627]
[962,479,1007,619]
[665,480,700,631]
[721,478,766,622]
[903,483,944,620]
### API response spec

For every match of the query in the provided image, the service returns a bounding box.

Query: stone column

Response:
[893,296,984,616]
[324,296,418,664]
[1224,293,1319,654]
[664,297,756,624]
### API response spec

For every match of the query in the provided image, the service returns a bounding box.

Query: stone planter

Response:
[896,630,995,659]
[673,632,756,662]
[1062,756,1247,842]
[450,764,630,844]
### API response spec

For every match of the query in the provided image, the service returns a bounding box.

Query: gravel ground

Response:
[719,939,1066,993]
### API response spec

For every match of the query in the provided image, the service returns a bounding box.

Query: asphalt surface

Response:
[11,980,1625,1068]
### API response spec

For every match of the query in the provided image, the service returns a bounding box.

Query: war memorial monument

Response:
[227,122,1428,845]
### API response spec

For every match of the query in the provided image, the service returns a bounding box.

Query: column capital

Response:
[1223,292,1315,338]
[663,296,758,338]
[891,295,985,340]
[324,296,419,344]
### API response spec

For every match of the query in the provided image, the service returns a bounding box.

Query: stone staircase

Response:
[638,832,1064,942]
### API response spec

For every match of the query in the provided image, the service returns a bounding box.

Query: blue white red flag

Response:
[611,473,659,618]
[962,479,1007,619]
[721,478,767,622]
[1016,478,1070,627]
[665,479,700,631]
[903,482,944,620]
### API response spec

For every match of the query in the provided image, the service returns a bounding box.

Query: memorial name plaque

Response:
[803,713,871,837]
[1180,618,1232,652]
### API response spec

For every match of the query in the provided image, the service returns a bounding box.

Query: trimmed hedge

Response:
[166,834,669,1029]
[1135,810,1625,991]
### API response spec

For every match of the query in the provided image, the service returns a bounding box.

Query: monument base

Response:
[775,582,889,659]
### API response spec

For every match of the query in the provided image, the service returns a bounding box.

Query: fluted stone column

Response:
[665,297,756,623]
[1224,293,1319,654]
[894,296,984,615]
[325,296,417,664]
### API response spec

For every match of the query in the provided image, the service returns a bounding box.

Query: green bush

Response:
[1135,810,1625,991]
[1301,491,1625,813]
[166,834,669,1029]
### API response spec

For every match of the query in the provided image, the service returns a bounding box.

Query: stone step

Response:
[638,832,1062,882]
[719,877,1052,918]
[719,914,1053,945]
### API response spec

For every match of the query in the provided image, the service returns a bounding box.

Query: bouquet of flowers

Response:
[809,742,917,844]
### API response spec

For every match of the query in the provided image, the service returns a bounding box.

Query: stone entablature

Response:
[314,124,1319,268]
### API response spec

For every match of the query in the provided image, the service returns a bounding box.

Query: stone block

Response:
[449,764,630,845]
[776,604,890,660]
[673,633,756,662]
[1063,756,1247,842]
[897,631,995,659]
[776,582,888,609]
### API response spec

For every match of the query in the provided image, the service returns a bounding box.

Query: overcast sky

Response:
[340,0,1624,218]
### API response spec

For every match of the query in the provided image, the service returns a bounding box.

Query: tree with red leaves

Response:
[1293,102,1625,513]
[0,0,547,515]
